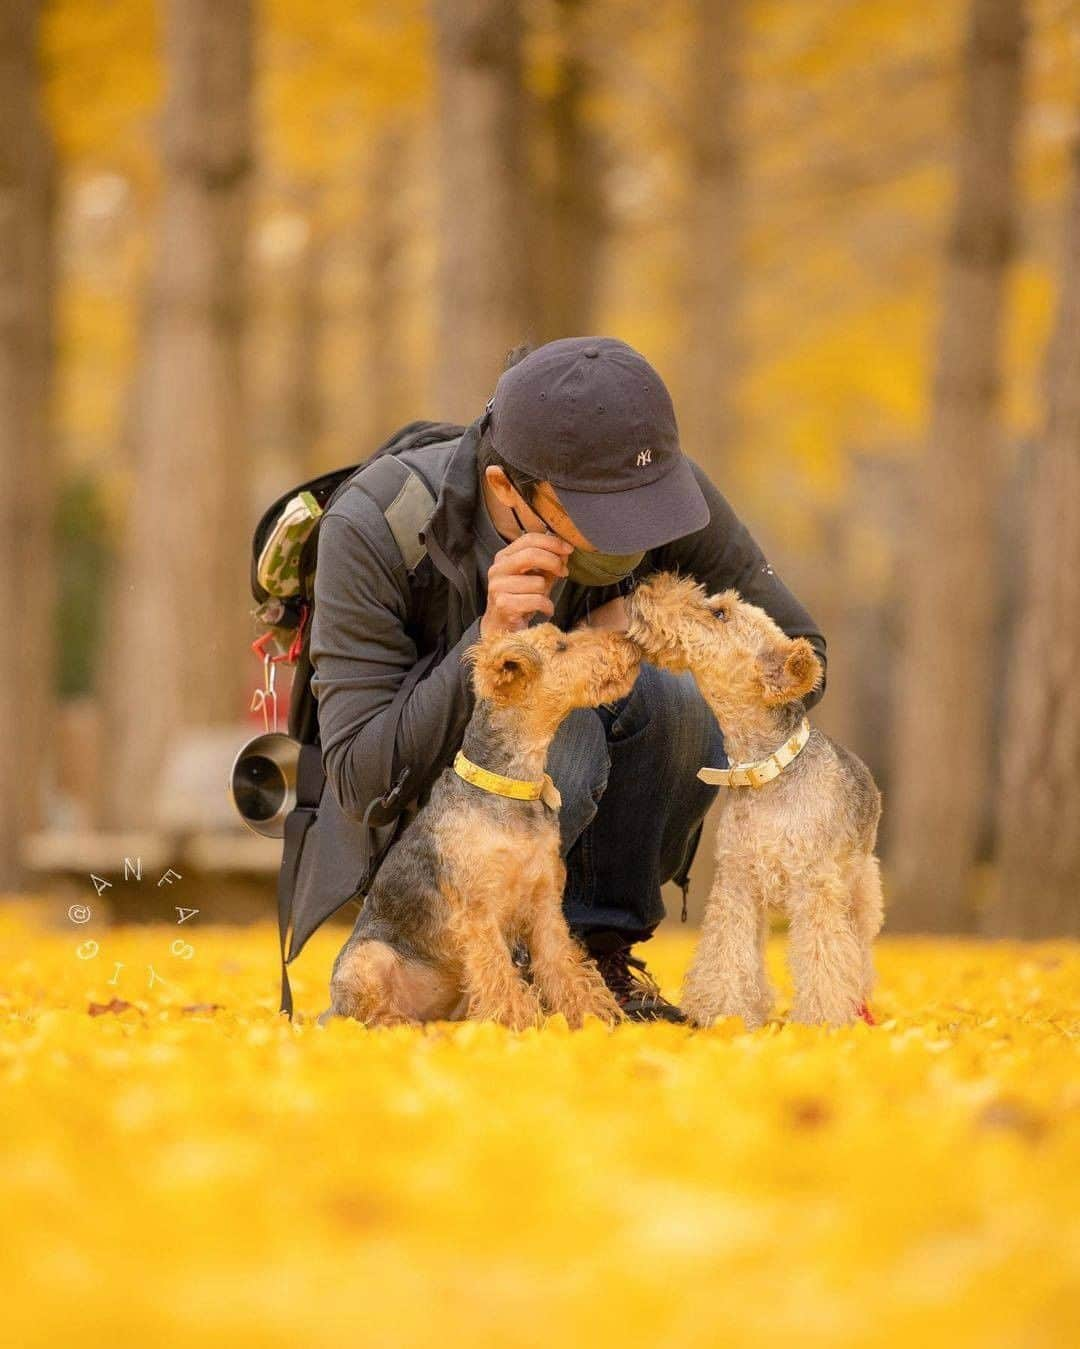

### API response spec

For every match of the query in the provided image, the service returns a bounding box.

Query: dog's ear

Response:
[755,637,822,706]
[466,637,543,706]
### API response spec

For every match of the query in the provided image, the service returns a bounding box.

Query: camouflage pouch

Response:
[256,489,323,598]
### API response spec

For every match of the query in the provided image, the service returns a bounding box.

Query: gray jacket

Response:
[286,417,827,961]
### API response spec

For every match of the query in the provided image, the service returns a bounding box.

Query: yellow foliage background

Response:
[17,8,1080,1338]
[2,902,1077,1346]
[37,0,1080,525]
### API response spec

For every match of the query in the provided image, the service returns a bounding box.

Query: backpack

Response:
[245,419,467,1013]
[248,420,467,734]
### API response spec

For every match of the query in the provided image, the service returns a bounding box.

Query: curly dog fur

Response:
[323,624,641,1029]
[626,572,884,1029]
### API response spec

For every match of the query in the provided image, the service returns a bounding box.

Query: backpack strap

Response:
[277,741,324,1017]
[364,455,437,575]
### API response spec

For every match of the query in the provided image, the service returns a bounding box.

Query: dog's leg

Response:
[755,906,776,1014]
[525,871,623,1028]
[449,908,542,1030]
[851,852,885,1000]
[326,939,422,1027]
[787,864,865,1025]
[682,858,772,1029]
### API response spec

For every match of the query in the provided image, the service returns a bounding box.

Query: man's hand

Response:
[573,595,628,631]
[480,531,573,637]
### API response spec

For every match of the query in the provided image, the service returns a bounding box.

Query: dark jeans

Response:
[544,662,728,943]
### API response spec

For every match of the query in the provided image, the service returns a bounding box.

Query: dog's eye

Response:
[712,606,728,623]
[555,640,568,653]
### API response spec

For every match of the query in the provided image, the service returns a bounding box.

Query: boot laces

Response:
[593,947,662,1009]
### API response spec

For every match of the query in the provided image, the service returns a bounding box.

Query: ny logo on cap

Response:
[636,448,652,467]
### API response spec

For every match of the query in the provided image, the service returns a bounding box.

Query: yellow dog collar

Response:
[697,717,811,790]
[453,750,562,811]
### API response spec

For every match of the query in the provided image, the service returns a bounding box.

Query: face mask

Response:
[565,547,646,587]
[509,503,644,588]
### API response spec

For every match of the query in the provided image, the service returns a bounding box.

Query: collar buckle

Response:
[701,719,810,791]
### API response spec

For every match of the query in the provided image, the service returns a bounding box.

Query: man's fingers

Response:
[497,593,555,619]
[480,586,556,637]
[491,573,550,596]
[480,527,568,636]
[490,546,569,578]
[502,530,573,557]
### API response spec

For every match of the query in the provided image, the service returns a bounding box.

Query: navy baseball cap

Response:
[482,336,710,552]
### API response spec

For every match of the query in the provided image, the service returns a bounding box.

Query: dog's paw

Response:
[788,996,862,1028]
[502,1001,543,1032]
[472,988,543,1031]
[683,992,771,1032]
[576,990,625,1028]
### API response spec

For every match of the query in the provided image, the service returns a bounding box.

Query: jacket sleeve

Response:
[308,509,481,823]
[653,460,829,711]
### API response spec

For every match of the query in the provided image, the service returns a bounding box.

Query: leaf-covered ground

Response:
[1,902,1076,1348]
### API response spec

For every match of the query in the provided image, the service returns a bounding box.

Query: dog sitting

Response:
[626,572,884,1029]
[323,623,640,1029]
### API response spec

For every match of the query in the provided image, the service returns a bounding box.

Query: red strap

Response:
[250,603,309,667]
[250,630,277,660]
[286,603,309,662]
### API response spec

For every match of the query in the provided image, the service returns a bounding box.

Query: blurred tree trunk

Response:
[363,129,412,443]
[989,133,1080,938]
[885,0,1026,931]
[0,0,54,887]
[285,229,323,474]
[250,211,323,503]
[802,458,906,765]
[535,0,606,342]
[430,0,531,419]
[99,0,253,829]
[273,220,322,480]
[681,0,745,470]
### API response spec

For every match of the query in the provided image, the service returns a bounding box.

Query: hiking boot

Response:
[587,942,687,1024]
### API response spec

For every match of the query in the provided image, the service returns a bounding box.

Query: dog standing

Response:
[627,573,883,1028]
[324,623,640,1029]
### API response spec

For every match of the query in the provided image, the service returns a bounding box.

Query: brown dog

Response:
[626,572,884,1028]
[323,623,641,1029]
